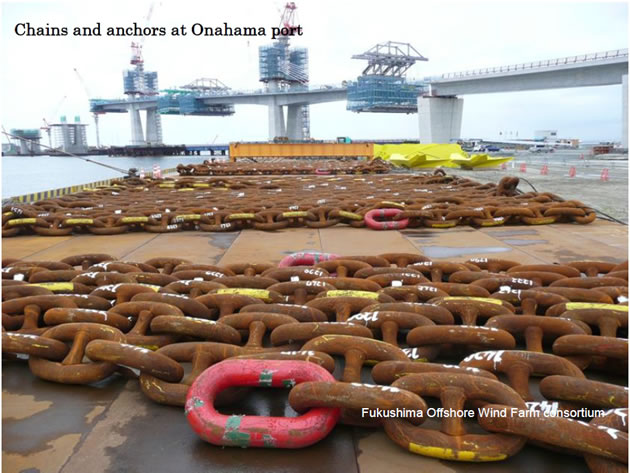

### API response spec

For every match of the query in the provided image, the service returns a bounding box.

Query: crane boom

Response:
[73,69,101,147]
[41,95,67,148]
[73,69,91,97]
[130,2,158,67]
[279,2,297,29]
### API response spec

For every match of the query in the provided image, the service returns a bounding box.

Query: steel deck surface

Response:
[2,220,627,473]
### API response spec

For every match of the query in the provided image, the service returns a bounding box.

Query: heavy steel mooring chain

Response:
[2,174,597,237]
[1,253,627,468]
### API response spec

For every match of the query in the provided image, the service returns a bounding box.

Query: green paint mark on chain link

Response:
[259,369,273,387]
[184,396,204,416]
[223,415,251,447]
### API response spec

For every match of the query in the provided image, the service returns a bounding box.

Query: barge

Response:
[2,171,627,473]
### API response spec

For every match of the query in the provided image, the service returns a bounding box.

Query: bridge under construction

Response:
[87,3,629,148]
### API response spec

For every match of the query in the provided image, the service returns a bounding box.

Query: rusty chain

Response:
[2,253,627,467]
[2,174,597,237]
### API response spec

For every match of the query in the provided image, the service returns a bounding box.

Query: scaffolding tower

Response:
[51,116,88,154]
[259,44,309,85]
[347,41,428,113]
[258,2,310,140]
[347,76,427,113]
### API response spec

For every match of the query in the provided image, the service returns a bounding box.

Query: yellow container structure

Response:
[229,142,373,161]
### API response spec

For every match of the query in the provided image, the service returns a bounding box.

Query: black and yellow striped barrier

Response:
[7,168,177,204]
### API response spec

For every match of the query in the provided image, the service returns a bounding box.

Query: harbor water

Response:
[1,154,217,199]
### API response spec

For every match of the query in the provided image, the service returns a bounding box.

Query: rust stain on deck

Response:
[2,392,52,421]
[2,433,81,473]
[84,405,106,424]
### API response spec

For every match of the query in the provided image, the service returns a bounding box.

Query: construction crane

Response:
[279,2,297,30]
[128,2,158,96]
[278,3,308,84]
[40,119,51,148]
[73,69,102,147]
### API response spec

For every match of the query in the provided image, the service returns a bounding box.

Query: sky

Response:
[0,0,628,147]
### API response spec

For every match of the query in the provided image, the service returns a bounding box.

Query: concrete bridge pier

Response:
[129,104,144,145]
[145,108,162,145]
[18,139,31,154]
[268,102,286,140]
[417,95,464,143]
[622,74,628,149]
[286,104,305,140]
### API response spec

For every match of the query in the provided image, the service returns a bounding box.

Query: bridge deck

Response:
[427,55,627,96]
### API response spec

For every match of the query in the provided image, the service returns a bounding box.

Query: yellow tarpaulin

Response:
[449,153,514,169]
[387,153,452,168]
[374,144,513,169]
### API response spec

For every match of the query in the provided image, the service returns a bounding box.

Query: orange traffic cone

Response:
[600,168,610,182]
[541,165,548,175]
[520,163,527,173]
[568,166,576,178]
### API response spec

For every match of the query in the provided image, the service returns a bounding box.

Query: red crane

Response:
[278,2,299,40]
[280,2,297,29]
[130,2,156,66]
